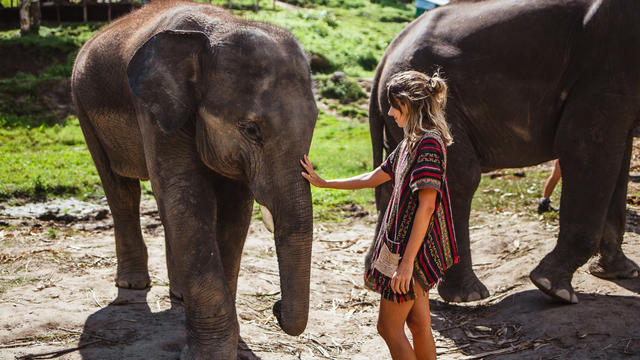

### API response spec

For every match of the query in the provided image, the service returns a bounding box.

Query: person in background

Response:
[301,70,457,360]
[538,159,561,214]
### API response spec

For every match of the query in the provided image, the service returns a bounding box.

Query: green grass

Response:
[0,119,103,201]
[0,24,102,79]
[243,5,411,77]
[306,110,374,220]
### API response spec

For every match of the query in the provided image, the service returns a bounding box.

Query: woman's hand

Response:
[300,155,327,188]
[391,258,414,294]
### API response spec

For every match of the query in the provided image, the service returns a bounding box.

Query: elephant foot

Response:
[438,271,490,302]
[588,253,640,279]
[530,266,578,304]
[116,270,151,289]
[237,336,260,360]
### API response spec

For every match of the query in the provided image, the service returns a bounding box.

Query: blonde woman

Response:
[302,70,458,360]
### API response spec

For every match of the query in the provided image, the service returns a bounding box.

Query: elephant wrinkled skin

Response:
[368,0,640,305]
[71,0,318,358]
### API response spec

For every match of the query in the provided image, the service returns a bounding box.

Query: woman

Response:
[301,70,458,359]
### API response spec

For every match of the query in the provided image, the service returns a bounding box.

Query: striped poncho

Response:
[365,130,458,303]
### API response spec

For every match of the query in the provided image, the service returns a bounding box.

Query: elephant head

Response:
[126,28,317,336]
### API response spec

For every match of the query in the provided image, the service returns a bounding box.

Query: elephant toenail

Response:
[630,270,638,278]
[538,277,552,290]
[452,295,462,302]
[467,292,481,301]
[555,289,571,302]
[570,293,578,304]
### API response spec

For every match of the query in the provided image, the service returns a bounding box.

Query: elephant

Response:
[71,0,317,358]
[368,0,640,304]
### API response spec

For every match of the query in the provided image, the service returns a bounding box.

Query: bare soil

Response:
[0,193,639,360]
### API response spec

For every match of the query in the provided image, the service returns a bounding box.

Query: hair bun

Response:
[427,72,447,104]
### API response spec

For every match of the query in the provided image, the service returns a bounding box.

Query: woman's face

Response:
[388,99,408,128]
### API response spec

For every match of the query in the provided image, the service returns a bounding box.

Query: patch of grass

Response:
[306,110,374,221]
[471,170,560,217]
[244,5,411,77]
[0,24,103,79]
[0,118,102,201]
[0,76,76,128]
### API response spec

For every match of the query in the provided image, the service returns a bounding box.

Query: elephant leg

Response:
[147,150,238,359]
[79,116,150,289]
[589,133,640,279]
[436,131,489,302]
[530,99,632,304]
[214,177,254,300]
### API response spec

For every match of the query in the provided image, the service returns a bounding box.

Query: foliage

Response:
[315,74,366,104]
[0,24,102,79]
[0,75,71,128]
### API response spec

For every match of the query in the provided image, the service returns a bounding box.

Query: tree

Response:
[20,0,41,35]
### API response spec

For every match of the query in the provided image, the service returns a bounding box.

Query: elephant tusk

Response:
[260,205,275,233]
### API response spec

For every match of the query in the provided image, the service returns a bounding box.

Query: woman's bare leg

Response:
[378,296,416,360]
[543,159,562,199]
[406,289,436,360]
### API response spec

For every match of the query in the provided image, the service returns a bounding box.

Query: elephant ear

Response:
[127,30,209,133]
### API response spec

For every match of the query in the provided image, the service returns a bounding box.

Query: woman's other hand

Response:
[391,259,414,294]
[301,155,327,188]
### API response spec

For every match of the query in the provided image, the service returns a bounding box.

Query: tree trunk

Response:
[20,0,40,36]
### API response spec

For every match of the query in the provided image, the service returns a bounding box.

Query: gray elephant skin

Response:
[71,0,317,358]
[369,0,640,304]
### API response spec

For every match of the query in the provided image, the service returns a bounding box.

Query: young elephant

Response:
[72,0,317,358]
[369,0,640,304]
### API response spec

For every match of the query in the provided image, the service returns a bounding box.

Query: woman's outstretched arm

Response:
[301,154,391,190]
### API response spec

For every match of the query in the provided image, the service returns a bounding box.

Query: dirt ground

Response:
[1,185,639,360]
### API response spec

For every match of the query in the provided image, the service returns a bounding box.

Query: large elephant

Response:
[368,0,640,304]
[71,0,317,358]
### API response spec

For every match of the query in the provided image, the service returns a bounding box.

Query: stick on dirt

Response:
[16,339,103,359]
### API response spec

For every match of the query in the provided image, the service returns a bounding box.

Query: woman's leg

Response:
[378,296,416,360]
[406,289,436,360]
[543,159,562,199]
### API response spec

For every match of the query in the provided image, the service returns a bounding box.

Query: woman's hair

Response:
[387,70,453,146]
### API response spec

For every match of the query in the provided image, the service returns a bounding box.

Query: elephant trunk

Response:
[256,169,313,336]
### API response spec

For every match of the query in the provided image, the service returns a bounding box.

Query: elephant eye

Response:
[241,122,263,144]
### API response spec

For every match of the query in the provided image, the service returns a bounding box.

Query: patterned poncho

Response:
[365,130,458,303]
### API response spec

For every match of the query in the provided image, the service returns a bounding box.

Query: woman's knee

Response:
[406,310,431,335]
[377,318,402,340]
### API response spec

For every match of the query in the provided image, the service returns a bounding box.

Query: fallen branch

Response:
[16,339,103,359]
[460,345,520,359]
[436,343,471,354]
[89,289,102,308]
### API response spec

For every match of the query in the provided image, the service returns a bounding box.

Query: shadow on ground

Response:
[77,288,260,359]
[431,280,640,359]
